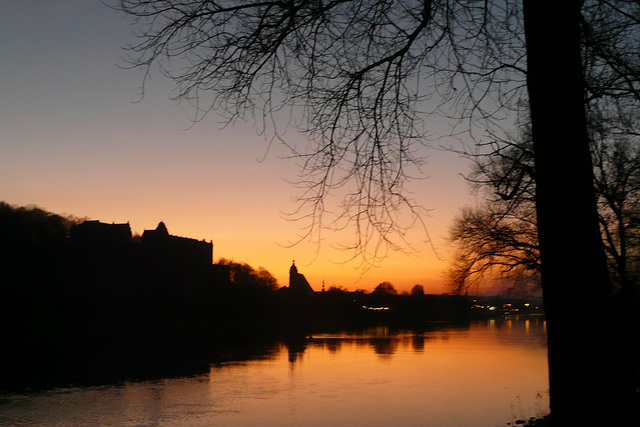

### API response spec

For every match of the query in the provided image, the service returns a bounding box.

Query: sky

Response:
[0,1,476,294]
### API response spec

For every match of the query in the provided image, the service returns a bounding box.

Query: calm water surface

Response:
[1,318,548,426]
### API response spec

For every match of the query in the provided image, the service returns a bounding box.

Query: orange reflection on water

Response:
[207,318,549,426]
[0,319,548,427]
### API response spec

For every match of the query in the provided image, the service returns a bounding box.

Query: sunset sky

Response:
[1,1,477,294]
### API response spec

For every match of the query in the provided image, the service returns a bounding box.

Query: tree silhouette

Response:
[327,285,347,293]
[447,205,540,295]
[448,119,640,297]
[593,139,640,297]
[446,123,540,296]
[372,281,398,295]
[115,1,640,423]
[411,284,425,296]
[217,258,279,290]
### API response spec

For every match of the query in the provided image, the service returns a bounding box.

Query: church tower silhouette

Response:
[288,260,314,295]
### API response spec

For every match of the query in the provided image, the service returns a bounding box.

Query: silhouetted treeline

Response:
[1,202,477,339]
[1,202,81,332]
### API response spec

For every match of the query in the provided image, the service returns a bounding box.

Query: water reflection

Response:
[286,338,307,363]
[412,334,425,352]
[1,318,549,427]
[2,331,282,392]
[282,317,547,363]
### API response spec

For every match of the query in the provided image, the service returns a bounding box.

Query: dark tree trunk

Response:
[523,1,624,424]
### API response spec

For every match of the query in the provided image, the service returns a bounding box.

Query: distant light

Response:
[362,305,390,311]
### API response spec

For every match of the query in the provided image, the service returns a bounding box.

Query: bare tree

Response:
[217,258,279,289]
[114,0,640,423]
[114,0,530,264]
[593,136,640,297]
[447,119,538,294]
[447,206,540,295]
[447,120,640,297]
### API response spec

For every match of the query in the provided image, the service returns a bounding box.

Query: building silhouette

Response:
[288,260,314,295]
[68,219,228,287]
[70,220,132,258]
[70,220,213,268]
[140,221,212,267]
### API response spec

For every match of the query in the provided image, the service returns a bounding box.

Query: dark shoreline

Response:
[3,315,519,393]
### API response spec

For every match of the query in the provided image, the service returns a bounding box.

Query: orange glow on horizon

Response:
[0,1,471,295]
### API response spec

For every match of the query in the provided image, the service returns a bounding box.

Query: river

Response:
[0,317,548,426]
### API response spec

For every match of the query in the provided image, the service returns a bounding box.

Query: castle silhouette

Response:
[69,220,230,291]
[71,220,213,266]
[69,220,316,295]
